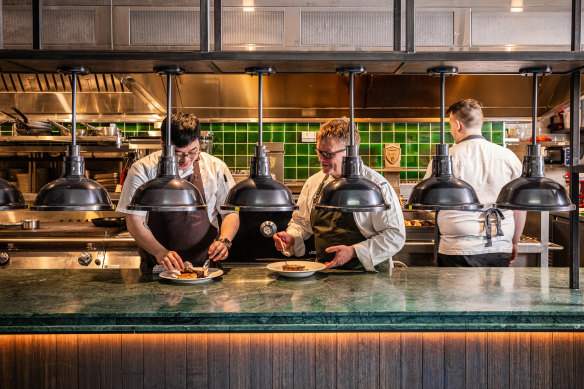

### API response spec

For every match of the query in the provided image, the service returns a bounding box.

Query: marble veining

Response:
[0,265,583,332]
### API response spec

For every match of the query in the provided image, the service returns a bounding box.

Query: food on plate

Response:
[404,219,434,227]
[282,264,307,271]
[178,266,208,279]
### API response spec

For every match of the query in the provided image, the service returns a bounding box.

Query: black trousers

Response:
[438,252,512,267]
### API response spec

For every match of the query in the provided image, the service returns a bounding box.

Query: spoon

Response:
[274,235,291,265]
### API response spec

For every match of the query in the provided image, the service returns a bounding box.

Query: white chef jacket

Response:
[423,137,522,255]
[286,166,406,271]
[116,150,236,229]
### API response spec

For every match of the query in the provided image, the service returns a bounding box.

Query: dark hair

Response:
[446,99,484,129]
[160,113,201,147]
[317,117,360,146]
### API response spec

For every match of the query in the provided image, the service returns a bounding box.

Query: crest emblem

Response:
[384,144,401,167]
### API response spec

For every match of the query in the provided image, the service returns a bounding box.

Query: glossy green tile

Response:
[297,156,308,167]
[431,133,441,143]
[309,155,319,167]
[248,132,258,143]
[492,122,504,132]
[210,123,223,132]
[224,144,235,155]
[309,167,321,175]
[482,122,492,132]
[297,123,309,132]
[382,132,393,143]
[223,123,235,132]
[262,132,272,142]
[236,144,247,155]
[395,132,406,143]
[309,123,321,131]
[419,123,430,133]
[236,123,249,132]
[235,156,248,168]
[213,144,223,155]
[360,132,370,143]
[284,168,296,180]
[400,171,406,179]
[492,132,503,144]
[272,123,285,132]
[419,144,431,155]
[284,144,296,156]
[445,133,455,144]
[370,123,381,132]
[213,132,223,143]
[370,131,381,143]
[406,132,418,143]
[358,123,369,132]
[236,132,247,143]
[482,132,492,142]
[370,155,382,168]
[223,132,235,143]
[223,156,235,167]
[394,123,406,132]
[406,123,418,131]
[297,168,309,180]
[297,144,309,156]
[361,156,370,166]
[400,144,407,155]
[419,156,430,168]
[284,156,296,167]
[359,145,369,155]
[406,144,418,155]
[247,144,255,154]
[406,171,419,180]
[285,132,297,143]
[369,144,382,155]
[419,132,430,143]
[406,156,418,168]
[272,132,284,142]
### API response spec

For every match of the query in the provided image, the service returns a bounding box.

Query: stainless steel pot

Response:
[22,219,39,230]
[47,119,87,136]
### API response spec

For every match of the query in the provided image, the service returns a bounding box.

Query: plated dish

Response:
[266,261,326,278]
[159,268,223,284]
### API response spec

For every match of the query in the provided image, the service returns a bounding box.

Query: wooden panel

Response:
[487,332,510,389]
[186,333,208,389]
[337,333,359,389]
[272,332,294,389]
[574,334,584,389]
[466,332,487,389]
[552,332,574,389]
[121,334,144,389]
[33,334,57,389]
[358,332,379,389]
[293,333,315,389]
[0,335,15,389]
[165,334,186,389]
[143,333,166,389]
[423,332,444,389]
[531,332,552,389]
[250,333,272,389]
[509,332,530,388]
[100,334,122,389]
[78,334,101,389]
[315,333,336,388]
[229,333,251,389]
[444,332,465,389]
[207,333,230,389]
[401,333,423,389]
[14,334,32,389]
[379,332,401,389]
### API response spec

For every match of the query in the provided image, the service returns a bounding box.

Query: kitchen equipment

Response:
[543,145,569,165]
[0,219,40,230]
[47,119,87,136]
[0,109,52,135]
[81,122,119,136]
[91,217,126,227]
[200,131,213,154]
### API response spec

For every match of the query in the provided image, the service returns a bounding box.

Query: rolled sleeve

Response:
[116,162,150,217]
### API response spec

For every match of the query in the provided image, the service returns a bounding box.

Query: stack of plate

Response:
[93,172,118,192]
[16,173,31,192]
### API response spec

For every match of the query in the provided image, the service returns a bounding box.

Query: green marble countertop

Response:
[1,265,584,333]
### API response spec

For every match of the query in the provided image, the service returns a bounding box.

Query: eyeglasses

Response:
[174,150,200,160]
[313,146,347,160]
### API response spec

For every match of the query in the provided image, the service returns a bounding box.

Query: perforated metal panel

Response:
[3,9,32,45]
[44,10,95,45]
[130,10,199,46]
[415,11,453,47]
[223,11,284,46]
[472,12,571,46]
[301,11,393,47]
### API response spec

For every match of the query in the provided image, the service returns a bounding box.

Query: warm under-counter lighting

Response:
[505,44,516,52]
[247,44,255,51]
[511,7,523,12]
[243,7,255,12]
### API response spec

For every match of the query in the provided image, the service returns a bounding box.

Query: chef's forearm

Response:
[512,210,527,244]
[126,214,167,260]
[219,212,239,241]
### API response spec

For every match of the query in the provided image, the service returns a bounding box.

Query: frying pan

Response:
[47,119,87,136]
[91,217,126,227]
[1,109,52,135]
[11,107,51,129]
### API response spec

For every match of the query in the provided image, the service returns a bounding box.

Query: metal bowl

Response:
[94,126,119,136]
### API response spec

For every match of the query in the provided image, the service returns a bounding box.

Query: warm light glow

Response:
[510,0,523,12]
[511,7,523,12]
[505,44,516,52]
[247,44,255,51]
[243,7,255,12]
[243,0,254,11]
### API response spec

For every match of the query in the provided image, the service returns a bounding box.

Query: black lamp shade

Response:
[127,176,207,212]
[221,176,296,212]
[0,178,27,210]
[32,176,113,211]
[315,176,389,212]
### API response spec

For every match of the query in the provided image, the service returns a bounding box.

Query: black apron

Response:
[309,175,365,270]
[436,134,508,267]
[139,160,218,274]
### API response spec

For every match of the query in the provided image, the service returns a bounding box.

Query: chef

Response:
[117,113,239,274]
[424,99,525,266]
[273,117,406,271]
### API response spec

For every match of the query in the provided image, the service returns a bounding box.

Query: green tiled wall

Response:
[203,121,505,181]
[0,121,504,181]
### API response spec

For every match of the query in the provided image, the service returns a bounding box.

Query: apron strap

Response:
[312,174,330,205]
[483,208,505,247]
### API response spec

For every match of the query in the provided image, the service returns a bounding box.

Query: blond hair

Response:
[316,117,360,146]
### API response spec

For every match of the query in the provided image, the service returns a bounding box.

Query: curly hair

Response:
[316,117,360,147]
[161,113,201,147]
[446,99,484,130]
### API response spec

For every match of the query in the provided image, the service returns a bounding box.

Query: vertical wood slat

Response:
[444,332,465,389]
[380,332,401,389]
[229,333,251,389]
[466,332,487,389]
[14,334,32,389]
[531,332,552,389]
[423,332,444,389]
[250,333,272,389]
[121,334,144,389]
[315,333,336,389]
[34,334,57,389]
[337,332,359,389]
[0,335,15,389]
[358,332,380,389]
[207,333,230,389]
[143,333,166,389]
[165,334,186,389]
[100,334,122,389]
[552,332,574,389]
[78,334,101,389]
[272,332,294,389]
[509,332,530,388]
[293,333,315,389]
[186,333,208,389]
[487,332,510,389]
[401,333,423,389]
[575,333,584,389]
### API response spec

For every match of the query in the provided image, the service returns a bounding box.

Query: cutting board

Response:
[0,222,125,237]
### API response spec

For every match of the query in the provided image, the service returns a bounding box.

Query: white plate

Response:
[159,268,223,284]
[266,261,326,278]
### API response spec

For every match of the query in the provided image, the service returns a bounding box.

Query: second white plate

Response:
[159,268,223,284]
[266,261,326,278]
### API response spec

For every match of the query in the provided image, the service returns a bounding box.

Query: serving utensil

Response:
[274,235,290,265]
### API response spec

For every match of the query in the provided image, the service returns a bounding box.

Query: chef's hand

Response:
[511,242,519,263]
[324,245,356,268]
[273,232,293,252]
[156,250,184,271]
[209,240,229,261]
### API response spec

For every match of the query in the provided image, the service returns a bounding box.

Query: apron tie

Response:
[483,208,505,247]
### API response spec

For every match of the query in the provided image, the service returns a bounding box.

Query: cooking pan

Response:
[47,119,87,136]
[91,217,126,227]
[1,109,52,135]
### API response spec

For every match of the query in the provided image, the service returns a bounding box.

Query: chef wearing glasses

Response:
[117,113,239,274]
[273,118,405,271]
